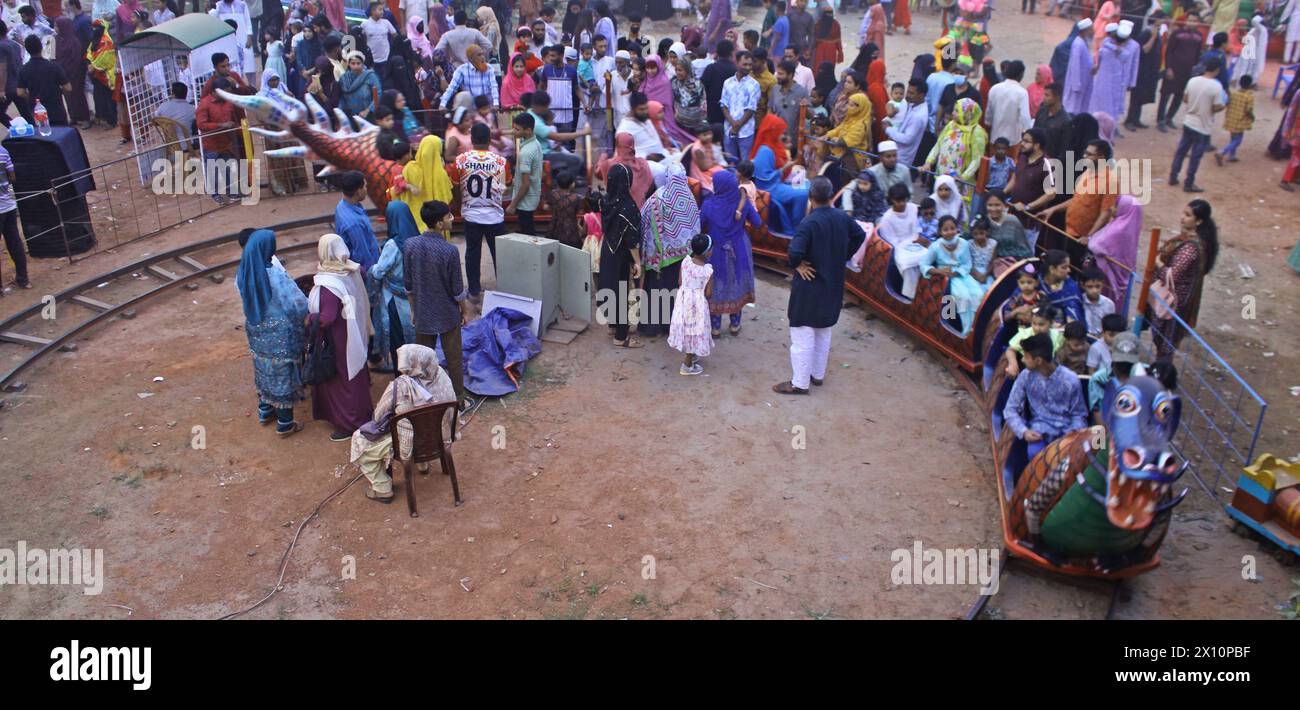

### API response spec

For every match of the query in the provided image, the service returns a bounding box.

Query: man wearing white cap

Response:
[1088,19,1140,133]
[870,140,913,195]
[1062,19,1095,114]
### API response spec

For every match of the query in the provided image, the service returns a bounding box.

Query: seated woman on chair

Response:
[349,344,457,504]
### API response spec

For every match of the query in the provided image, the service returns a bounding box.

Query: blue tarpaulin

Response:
[436,307,543,397]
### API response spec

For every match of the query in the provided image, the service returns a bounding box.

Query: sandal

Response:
[810,377,824,386]
[365,488,394,504]
[729,324,742,336]
[276,421,304,438]
[613,337,644,348]
[711,328,721,337]
[771,381,809,395]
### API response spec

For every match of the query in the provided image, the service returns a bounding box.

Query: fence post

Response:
[1133,227,1161,335]
[241,119,254,187]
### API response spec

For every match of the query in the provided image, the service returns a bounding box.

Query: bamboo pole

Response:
[1133,227,1162,334]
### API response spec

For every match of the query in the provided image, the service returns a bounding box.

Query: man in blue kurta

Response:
[1062,20,1095,114]
[333,171,380,272]
[773,176,867,395]
[1088,20,1140,129]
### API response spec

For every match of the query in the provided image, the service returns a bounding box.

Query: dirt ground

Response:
[0,6,1297,619]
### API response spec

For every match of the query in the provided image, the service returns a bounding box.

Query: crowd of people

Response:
[0,0,1274,501]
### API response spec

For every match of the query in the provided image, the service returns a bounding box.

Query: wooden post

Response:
[1133,227,1161,334]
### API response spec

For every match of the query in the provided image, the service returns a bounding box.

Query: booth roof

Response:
[120,13,235,50]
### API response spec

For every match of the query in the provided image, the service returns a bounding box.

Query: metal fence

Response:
[46,124,329,263]
[1141,285,1269,511]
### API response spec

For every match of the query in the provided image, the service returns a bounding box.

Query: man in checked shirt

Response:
[404,200,473,408]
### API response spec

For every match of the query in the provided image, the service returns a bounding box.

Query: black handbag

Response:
[301,315,336,386]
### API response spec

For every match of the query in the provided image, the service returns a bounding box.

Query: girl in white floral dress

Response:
[668,234,715,375]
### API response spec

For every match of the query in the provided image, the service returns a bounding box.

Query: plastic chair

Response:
[1273,63,1300,99]
[388,400,462,517]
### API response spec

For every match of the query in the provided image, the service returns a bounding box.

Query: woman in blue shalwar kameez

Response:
[751,145,808,234]
[369,201,420,372]
[236,229,310,436]
[919,216,988,336]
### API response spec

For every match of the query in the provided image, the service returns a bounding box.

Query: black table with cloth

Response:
[2,126,97,257]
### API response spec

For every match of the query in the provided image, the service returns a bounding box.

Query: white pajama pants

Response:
[789,326,833,389]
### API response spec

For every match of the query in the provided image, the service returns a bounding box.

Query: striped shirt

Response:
[440,62,499,109]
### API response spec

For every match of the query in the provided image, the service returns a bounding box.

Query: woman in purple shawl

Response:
[681,25,703,54]
[703,0,731,54]
[1087,194,1142,303]
[55,17,91,127]
[701,170,760,336]
[641,55,694,147]
[428,3,450,46]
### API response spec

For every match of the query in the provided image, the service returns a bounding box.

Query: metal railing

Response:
[46,124,330,263]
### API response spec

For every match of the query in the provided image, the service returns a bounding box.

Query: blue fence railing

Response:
[1139,285,1269,511]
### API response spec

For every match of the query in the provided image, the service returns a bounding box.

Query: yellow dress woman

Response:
[400,135,454,233]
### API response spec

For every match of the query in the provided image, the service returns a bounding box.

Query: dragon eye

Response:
[1115,393,1138,416]
[1154,400,1172,422]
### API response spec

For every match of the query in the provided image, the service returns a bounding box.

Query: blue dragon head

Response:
[1078,374,1190,530]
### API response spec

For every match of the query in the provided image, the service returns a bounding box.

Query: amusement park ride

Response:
[216,83,1287,589]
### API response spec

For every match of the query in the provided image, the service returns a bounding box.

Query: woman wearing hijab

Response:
[642,55,692,146]
[309,53,341,114]
[349,344,457,503]
[930,175,964,221]
[562,1,583,39]
[408,16,434,62]
[840,169,887,224]
[865,59,888,150]
[824,92,872,184]
[383,90,425,144]
[919,216,986,335]
[309,233,374,441]
[87,20,118,129]
[700,170,760,337]
[638,166,700,337]
[1067,111,1100,180]
[671,57,707,135]
[1026,64,1051,116]
[112,0,142,44]
[340,50,381,118]
[265,41,289,90]
[645,100,683,151]
[828,69,863,125]
[237,229,310,437]
[753,143,808,234]
[294,25,323,98]
[600,163,645,348]
[500,53,536,109]
[596,132,655,207]
[812,7,843,68]
[1087,194,1141,302]
[749,114,790,165]
[369,202,420,372]
[595,1,617,50]
[681,23,703,54]
[401,135,453,232]
[55,17,91,128]
[814,61,837,101]
[702,0,730,53]
[428,3,449,46]
[924,98,987,183]
[476,5,501,63]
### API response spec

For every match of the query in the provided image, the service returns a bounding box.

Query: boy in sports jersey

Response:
[452,123,508,300]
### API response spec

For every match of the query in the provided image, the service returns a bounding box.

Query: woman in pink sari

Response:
[1087,194,1142,303]
[1026,64,1051,115]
